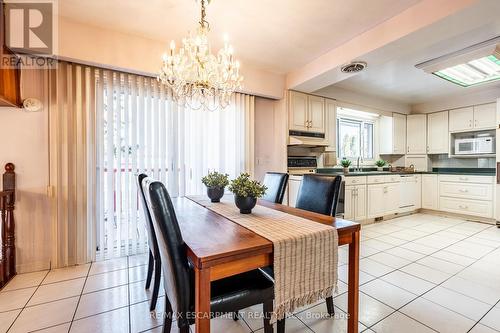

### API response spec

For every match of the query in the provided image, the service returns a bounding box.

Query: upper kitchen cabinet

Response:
[379,113,406,155]
[427,111,449,154]
[288,91,325,134]
[473,103,496,130]
[406,114,427,154]
[449,104,496,132]
[324,98,336,152]
[288,91,309,132]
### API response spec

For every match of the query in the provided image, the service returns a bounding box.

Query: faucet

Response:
[356,156,363,171]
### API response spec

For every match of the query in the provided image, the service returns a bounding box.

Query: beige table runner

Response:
[190,197,338,323]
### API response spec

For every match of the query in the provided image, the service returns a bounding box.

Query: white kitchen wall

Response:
[429,154,496,168]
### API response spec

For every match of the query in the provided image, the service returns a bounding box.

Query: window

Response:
[337,108,375,160]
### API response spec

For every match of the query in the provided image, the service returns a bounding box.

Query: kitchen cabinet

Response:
[367,181,400,218]
[406,114,427,154]
[379,113,406,155]
[473,103,496,130]
[324,99,336,152]
[289,91,309,132]
[405,155,430,172]
[438,174,494,218]
[288,91,325,133]
[421,174,438,210]
[287,176,302,207]
[427,111,449,154]
[344,185,367,221]
[449,104,496,132]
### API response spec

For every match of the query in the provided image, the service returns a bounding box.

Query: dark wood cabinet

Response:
[0,2,21,107]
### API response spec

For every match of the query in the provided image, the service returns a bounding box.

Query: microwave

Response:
[455,137,495,155]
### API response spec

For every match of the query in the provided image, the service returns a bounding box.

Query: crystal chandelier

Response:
[158,0,243,111]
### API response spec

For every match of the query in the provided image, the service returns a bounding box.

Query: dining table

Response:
[172,196,361,333]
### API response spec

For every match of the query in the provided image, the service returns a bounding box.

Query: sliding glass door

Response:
[95,70,254,259]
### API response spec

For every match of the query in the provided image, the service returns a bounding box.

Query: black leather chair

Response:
[137,173,161,311]
[261,174,342,317]
[261,172,289,204]
[141,178,285,333]
[296,174,342,315]
[296,174,342,216]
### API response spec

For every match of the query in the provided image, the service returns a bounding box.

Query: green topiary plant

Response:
[228,173,267,198]
[340,159,352,168]
[201,171,229,188]
[375,159,386,167]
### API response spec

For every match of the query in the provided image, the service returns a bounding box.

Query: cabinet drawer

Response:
[439,182,493,201]
[438,174,494,184]
[366,175,386,184]
[439,197,493,218]
[367,175,400,184]
[345,176,366,186]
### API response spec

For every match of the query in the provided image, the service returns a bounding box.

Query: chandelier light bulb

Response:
[158,0,243,111]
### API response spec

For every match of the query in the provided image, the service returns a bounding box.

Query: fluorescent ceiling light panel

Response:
[416,36,500,87]
[434,55,500,87]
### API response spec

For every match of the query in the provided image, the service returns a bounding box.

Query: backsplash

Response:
[429,154,496,168]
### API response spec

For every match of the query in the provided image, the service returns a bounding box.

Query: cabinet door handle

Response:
[459,177,468,181]
[459,188,468,193]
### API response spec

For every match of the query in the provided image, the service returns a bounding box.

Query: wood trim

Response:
[209,253,272,281]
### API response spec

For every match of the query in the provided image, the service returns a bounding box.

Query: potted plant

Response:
[340,159,351,174]
[375,159,386,171]
[201,171,229,202]
[228,173,267,214]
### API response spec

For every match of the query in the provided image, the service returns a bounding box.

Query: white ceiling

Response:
[318,0,500,105]
[58,0,420,74]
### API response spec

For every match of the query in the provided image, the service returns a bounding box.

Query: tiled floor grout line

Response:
[6,270,51,332]
[466,299,500,333]
[67,261,93,332]
[356,216,500,332]
[127,256,132,333]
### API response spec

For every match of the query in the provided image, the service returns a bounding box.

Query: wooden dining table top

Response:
[172,196,361,269]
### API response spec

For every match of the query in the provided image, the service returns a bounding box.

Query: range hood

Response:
[288,130,329,147]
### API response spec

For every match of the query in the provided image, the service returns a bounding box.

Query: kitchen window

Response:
[337,110,375,160]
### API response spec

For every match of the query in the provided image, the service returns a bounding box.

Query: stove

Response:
[287,156,317,175]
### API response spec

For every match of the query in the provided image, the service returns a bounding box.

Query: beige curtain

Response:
[48,62,97,267]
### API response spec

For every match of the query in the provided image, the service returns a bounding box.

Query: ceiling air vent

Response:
[341,61,367,73]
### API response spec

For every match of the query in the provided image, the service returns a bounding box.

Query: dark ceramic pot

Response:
[234,195,257,214]
[207,187,225,203]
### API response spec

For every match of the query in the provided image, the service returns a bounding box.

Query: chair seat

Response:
[187,268,274,321]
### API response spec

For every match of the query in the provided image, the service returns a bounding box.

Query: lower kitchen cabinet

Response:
[421,174,438,210]
[367,182,400,218]
[344,185,367,221]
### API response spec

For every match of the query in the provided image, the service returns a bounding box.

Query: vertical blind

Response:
[95,70,255,260]
[49,62,255,265]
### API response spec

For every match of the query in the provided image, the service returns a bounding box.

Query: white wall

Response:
[411,86,500,113]
[254,97,287,181]
[314,86,412,115]
[0,69,51,273]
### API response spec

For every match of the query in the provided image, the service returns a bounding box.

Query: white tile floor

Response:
[0,213,499,333]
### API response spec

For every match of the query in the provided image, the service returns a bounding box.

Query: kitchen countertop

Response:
[313,167,496,177]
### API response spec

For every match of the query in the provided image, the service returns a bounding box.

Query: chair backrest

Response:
[136,174,160,261]
[295,174,342,216]
[261,172,289,204]
[142,178,191,328]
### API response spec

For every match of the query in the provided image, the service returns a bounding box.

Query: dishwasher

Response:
[399,174,418,210]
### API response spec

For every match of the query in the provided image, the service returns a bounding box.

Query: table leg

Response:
[195,266,211,333]
[347,230,360,333]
